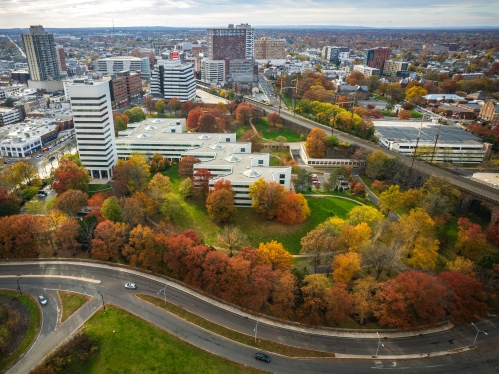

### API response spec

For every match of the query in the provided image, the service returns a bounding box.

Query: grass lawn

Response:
[0,290,41,372]
[58,291,91,323]
[410,110,423,118]
[253,118,302,142]
[158,166,361,254]
[88,183,112,196]
[236,125,252,140]
[138,294,334,358]
[299,189,374,206]
[66,305,266,374]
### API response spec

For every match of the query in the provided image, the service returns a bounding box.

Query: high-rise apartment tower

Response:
[22,25,61,81]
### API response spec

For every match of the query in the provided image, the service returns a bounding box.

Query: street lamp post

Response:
[375,332,384,357]
[16,277,22,295]
[471,322,488,347]
[158,284,168,304]
[254,321,259,343]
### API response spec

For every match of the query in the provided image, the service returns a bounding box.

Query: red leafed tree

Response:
[193,169,212,199]
[398,109,412,120]
[201,251,229,297]
[143,95,155,114]
[270,270,297,320]
[91,220,127,261]
[198,114,218,133]
[0,189,21,217]
[324,283,355,325]
[87,191,112,222]
[437,271,486,324]
[206,179,236,223]
[371,180,388,193]
[239,264,277,312]
[487,221,499,245]
[168,97,181,113]
[179,156,200,178]
[56,219,80,255]
[182,244,210,288]
[455,217,488,260]
[276,191,311,225]
[158,232,197,279]
[267,112,283,128]
[181,100,193,116]
[0,215,41,258]
[220,255,252,304]
[52,158,90,195]
[305,128,327,158]
[122,224,160,271]
[235,102,252,125]
[55,190,88,217]
[375,271,447,329]
[187,108,203,131]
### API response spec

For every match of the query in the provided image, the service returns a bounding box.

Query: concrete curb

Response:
[335,346,475,360]
[2,261,454,339]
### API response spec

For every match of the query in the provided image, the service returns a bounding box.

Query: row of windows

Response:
[71,101,107,107]
[72,108,106,113]
[74,111,108,118]
[74,117,109,124]
[71,95,106,101]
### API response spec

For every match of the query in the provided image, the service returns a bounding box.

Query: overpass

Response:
[247,99,499,224]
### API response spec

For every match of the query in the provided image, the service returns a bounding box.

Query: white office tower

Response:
[150,59,196,101]
[201,59,225,85]
[68,80,117,179]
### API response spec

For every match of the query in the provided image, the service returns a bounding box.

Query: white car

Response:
[125,283,137,289]
[36,154,43,158]
[38,295,48,305]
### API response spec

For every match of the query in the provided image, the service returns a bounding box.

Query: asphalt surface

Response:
[1,262,499,374]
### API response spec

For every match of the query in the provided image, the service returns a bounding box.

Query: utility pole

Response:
[430,121,442,164]
[159,284,168,304]
[254,321,259,343]
[375,332,384,357]
[408,115,424,178]
[279,78,283,116]
[471,322,488,347]
[98,291,106,310]
[17,277,22,295]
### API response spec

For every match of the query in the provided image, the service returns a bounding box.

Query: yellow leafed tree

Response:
[257,240,294,271]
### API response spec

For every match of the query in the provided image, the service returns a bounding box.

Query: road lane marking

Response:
[0,275,101,283]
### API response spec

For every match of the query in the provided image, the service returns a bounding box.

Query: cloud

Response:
[0,0,497,28]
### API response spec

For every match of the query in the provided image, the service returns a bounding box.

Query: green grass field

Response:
[58,291,90,323]
[88,183,112,196]
[253,117,302,142]
[159,166,362,254]
[0,291,41,372]
[64,306,266,374]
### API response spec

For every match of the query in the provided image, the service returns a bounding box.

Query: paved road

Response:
[247,100,499,206]
[1,262,498,373]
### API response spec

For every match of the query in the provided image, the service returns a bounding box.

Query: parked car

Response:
[38,191,48,198]
[38,295,48,305]
[125,283,137,289]
[36,154,43,158]
[255,352,271,362]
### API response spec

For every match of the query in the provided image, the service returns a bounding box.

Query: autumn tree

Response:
[155,99,165,114]
[370,180,388,194]
[297,274,330,325]
[198,114,218,132]
[455,217,488,261]
[0,215,42,258]
[248,179,286,220]
[91,220,127,261]
[1,161,40,189]
[122,197,145,228]
[216,226,248,257]
[257,240,294,271]
[339,223,371,251]
[267,112,283,128]
[143,95,155,113]
[235,102,252,125]
[324,283,355,325]
[193,169,212,199]
[55,190,88,217]
[52,157,90,195]
[161,193,185,221]
[101,196,123,222]
[260,269,295,320]
[187,108,203,131]
[305,128,327,158]
[420,176,461,217]
[206,179,236,223]
[276,190,311,225]
[375,271,447,329]
[352,277,379,325]
[179,156,200,178]
[168,97,181,113]
[241,129,263,152]
[123,224,161,270]
[201,251,230,297]
[378,185,403,214]
[113,156,151,195]
[437,271,486,324]
[148,173,172,212]
[446,256,475,276]
[405,85,428,103]
[332,252,361,283]
[300,228,335,274]
[398,109,412,120]
[0,189,21,217]
[56,219,80,255]
[347,205,384,229]
[181,100,193,116]
[365,150,389,180]
[179,177,193,198]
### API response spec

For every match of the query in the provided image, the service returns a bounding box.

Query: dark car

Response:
[255,352,271,362]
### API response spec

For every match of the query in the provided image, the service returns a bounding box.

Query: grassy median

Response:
[0,290,41,372]
[138,294,335,358]
[58,291,91,323]
[66,305,267,373]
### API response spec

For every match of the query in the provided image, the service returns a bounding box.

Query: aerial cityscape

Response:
[0,2,499,373]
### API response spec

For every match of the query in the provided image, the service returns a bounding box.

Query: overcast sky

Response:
[1,0,498,28]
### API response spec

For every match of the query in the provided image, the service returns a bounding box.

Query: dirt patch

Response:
[0,296,30,355]
[325,145,368,159]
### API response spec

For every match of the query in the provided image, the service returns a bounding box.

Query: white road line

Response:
[0,275,101,283]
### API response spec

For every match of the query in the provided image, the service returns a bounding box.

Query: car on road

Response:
[36,154,43,158]
[125,283,137,289]
[38,190,48,198]
[38,295,47,305]
[255,352,271,362]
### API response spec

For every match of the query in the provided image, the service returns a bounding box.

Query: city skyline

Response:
[0,0,498,29]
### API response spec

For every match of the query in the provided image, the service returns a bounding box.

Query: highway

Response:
[246,99,499,205]
[1,261,498,374]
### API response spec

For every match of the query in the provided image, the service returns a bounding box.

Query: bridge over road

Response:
[248,100,499,225]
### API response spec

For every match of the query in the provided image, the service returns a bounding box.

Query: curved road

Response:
[1,262,498,374]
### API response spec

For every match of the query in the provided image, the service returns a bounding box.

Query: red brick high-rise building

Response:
[207,24,254,60]
[363,47,391,71]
